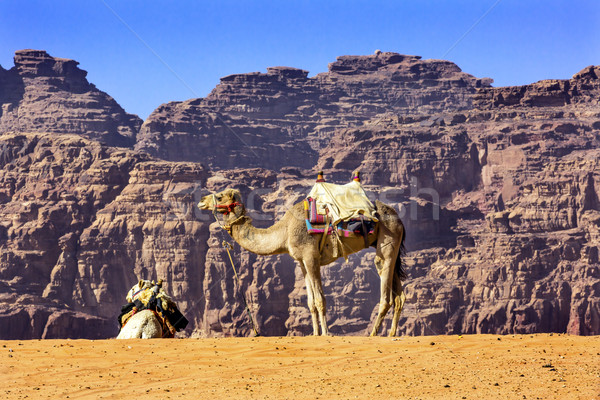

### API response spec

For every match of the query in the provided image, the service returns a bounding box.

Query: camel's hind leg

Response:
[306,258,329,336]
[388,275,406,337]
[370,249,396,336]
[304,275,320,336]
[370,200,406,336]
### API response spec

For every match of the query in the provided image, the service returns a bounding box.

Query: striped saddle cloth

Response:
[304,197,375,237]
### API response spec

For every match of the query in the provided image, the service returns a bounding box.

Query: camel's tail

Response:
[394,228,407,281]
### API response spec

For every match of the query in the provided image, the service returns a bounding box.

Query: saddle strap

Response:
[319,214,330,253]
[360,215,370,248]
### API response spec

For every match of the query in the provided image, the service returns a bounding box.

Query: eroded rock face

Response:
[0,132,147,338]
[0,50,141,147]
[136,52,491,170]
[313,64,600,336]
[0,132,230,338]
[0,135,297,338]
[1,50,599,338]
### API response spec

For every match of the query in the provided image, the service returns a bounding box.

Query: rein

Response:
[222,241,260,337]
[207,194,260,336]
[223,214,246,234]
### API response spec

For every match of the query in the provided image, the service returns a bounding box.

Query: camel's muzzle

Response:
[197,196,213,210]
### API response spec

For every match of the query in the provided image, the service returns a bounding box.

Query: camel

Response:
[116,309,163,339]
[198,186,407,336]
[116,280,185,339]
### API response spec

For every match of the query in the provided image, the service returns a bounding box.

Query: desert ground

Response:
[1,334,598,400]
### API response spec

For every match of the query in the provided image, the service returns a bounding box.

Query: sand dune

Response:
[1,334,598,399]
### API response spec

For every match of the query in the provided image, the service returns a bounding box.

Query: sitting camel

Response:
[198,187,407,336]
[117,310,162,339]
[117,280,185,339]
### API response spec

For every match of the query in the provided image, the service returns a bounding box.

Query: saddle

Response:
[304,171,377,251]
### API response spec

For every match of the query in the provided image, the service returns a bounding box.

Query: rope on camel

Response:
[222,240,260,337]
[210,194,260,336]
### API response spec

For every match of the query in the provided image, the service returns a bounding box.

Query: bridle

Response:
[211,194,246,234]
[215,201,243,215]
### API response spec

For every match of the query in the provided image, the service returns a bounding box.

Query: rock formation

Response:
[135,52,491,170]
[0,50,141,147]
[0,132,145,338]
[0,50,599,338]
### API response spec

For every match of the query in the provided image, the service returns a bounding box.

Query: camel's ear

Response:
[232,189,242,203]
[138,279,144,289]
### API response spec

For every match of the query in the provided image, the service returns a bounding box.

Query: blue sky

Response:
[1,1,599,119]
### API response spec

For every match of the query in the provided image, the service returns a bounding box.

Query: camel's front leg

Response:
[304,274,320,336]
[298,261,320,335]
[304,259,329,336]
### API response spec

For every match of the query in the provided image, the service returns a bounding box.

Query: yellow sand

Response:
[1,334,599,399]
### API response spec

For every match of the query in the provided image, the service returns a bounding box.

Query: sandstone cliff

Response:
[0,50,599,338]
[316,61,600,335]
[0,50,141,147]
[135,52,491,170]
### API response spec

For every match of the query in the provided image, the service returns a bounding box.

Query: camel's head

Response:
[198,188,246,218]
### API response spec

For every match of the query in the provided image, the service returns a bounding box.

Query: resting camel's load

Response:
[117,279,188,339]
[305,171,377,237]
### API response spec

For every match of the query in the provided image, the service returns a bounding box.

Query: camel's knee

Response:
[316,304,326,317]
[374,256,384,273]
[306,294,316,309]
[394,292,405,307]
[314,296,326,311]
[393,302,402,316]
[379,299,393,314]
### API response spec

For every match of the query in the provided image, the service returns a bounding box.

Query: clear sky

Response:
[1,0,598,119]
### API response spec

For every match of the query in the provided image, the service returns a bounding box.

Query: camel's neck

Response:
[229,216,288,256]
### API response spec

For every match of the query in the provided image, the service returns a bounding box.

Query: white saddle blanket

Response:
[307,180,377,225]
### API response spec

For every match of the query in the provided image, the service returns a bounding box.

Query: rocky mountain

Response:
[0,50,598,338]
[135,52,491,170]
[0,50,141,147]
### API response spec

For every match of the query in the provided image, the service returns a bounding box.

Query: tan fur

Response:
[116,310,162,339]
[199,188,406,336]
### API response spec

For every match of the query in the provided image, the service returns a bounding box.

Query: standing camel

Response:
[198,188,407,336]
